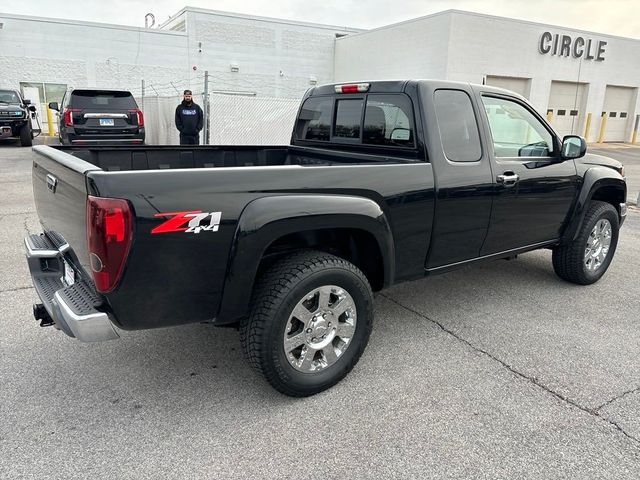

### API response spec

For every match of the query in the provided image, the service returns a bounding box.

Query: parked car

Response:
[25,80,626,396]
[0,89,36,146]
[48,89,144,145]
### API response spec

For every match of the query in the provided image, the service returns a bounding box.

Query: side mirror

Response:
[561,135,587,160]
[28,105,37,112]
[48,102,59,111]
[23,99,31,105]
[390,128,411,141]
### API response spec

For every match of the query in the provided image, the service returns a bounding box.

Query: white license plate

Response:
[99,118,115,126]
[62,259,75,286]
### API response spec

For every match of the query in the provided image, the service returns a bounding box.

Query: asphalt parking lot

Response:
[1,139,640,479]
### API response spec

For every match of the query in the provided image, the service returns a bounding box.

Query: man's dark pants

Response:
[180,133,199,145]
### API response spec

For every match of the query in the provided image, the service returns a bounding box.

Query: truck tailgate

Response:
[27,146,117,341]
[31,145,99,275]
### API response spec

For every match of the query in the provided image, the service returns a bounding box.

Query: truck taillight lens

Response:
[63,108,80,126]
[334,83,370,94]
[86,196,133,293]
[129,109,144,126]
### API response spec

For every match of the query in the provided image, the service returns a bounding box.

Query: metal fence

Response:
[136,93,301,145]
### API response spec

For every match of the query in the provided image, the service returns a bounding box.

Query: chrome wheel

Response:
[584,219,612,272]
[283,285,357,373]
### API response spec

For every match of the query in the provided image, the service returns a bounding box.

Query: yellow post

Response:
[632,115,639,144]
[546,111,553,123]
[46,106,55,136]
[597,112,607,143]
[583,113,592,142]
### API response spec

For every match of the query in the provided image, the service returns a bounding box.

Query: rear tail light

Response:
[86,196,133,293]
[334,83,370,94]
[129,109,144,126]
[63,108,81,126]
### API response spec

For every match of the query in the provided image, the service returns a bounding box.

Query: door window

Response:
[482,96,555,157]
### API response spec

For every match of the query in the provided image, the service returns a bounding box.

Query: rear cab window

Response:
[294,91,417,151]
[70,90,138,110]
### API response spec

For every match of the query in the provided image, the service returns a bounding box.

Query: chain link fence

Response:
[136,93,301,145]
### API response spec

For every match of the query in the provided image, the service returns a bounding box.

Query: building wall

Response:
[0,14,189,96]
[334,12,452,82]
[183,8,355,98]
[0,9,358,100]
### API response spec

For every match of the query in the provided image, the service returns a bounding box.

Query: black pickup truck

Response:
[25,80,627,396]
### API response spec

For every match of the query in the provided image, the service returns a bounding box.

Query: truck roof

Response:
[308,79,525,100]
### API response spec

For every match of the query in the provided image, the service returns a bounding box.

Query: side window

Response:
[334,99,363,139]
[295,97,333,141]
[363,94,415,147]
[433,90,482,162]
[481,96,555,157]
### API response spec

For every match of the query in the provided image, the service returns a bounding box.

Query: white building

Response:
[0,8,358,115]
[1,7,638,143]
[335,10,640,142]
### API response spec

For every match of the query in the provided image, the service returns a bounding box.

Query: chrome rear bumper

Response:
[25,233,119,342]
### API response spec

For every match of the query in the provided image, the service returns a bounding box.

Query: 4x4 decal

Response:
[151,210,222,234]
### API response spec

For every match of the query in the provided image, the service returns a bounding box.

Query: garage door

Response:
[602,85,636,142]
[485,75,530,98]
[547,81,587,138]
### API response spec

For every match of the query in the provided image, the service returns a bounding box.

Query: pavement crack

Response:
[381,292,640,447]
[1,286,33,294]
[595,387,640,412]
[3,211,36,217]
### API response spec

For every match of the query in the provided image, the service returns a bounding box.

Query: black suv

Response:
[0,89,36,146]
[49,89,145,145]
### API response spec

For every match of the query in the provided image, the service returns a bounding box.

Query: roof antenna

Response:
[145,13,155,28]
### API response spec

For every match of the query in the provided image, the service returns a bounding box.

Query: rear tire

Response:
[19,124,32,147]
[552,201,619,285]
[240,250,374,397]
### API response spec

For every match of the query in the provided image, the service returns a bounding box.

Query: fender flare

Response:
[562,167,626,243]
[216,194,394,324]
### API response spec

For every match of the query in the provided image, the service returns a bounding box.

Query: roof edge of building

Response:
[0,11,188,35]
[336,8,640,43]
[161,5,364,33]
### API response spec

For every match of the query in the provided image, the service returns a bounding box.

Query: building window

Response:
[609,112,617,118]
[570,110,578,116]
[620,112,628,118]
[557,109,566,116]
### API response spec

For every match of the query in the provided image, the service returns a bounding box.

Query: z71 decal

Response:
[151,210,222,234]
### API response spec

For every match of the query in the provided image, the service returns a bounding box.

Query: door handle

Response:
[46,174,58,193]
[497,172,519,187]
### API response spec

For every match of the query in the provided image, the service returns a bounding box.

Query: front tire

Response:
[552,201,619,285]
[240,251,374,397]
[19,124,32,147]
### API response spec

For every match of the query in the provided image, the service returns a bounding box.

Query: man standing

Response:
[175,89,203,145]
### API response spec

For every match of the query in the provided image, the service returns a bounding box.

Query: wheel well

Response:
[591,186,625,215]
[259,228,385,291]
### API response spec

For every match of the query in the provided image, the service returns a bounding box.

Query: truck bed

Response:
[30,144,434,334]
[57,144,417,172]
